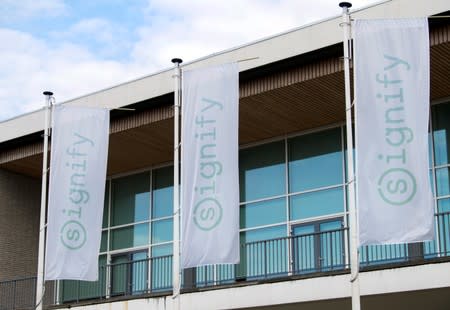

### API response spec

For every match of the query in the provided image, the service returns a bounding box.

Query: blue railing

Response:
[1,211,449,308]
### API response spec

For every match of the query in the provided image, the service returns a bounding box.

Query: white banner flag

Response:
[354,18,434,246]
[181,63,239,268]
[45,105,109,280]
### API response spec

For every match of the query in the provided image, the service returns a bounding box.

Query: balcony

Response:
[1,211,449,309]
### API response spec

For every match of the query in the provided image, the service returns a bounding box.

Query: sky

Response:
[0,0,380,122]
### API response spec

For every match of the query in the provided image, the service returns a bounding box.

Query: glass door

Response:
[111,251,148,296]
[291,218,344,273]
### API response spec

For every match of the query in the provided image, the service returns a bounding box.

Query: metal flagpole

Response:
[171,57,183,310]
[339,2,361,310]
[36,91,53,310]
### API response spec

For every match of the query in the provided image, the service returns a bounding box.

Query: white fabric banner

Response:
[354,18,434,246]
[45,105,109,280]
[181,63,239,268]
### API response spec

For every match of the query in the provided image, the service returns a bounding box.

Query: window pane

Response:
[319,221,344,270]
[132,252,148,294]
[240,141,285,202]
[111,173,150,226]
[436,167,450,197]
[152,219,173,244]
[432,103,450,166]
[152,166,173,219]
[292,224,315,273]
[438,198,450,213]
[110,224,149,250]
[289,128,343,192]
[240,198,285,229]
[152,243,173,257]
[239,225,287,278]
[102,181,109,228]
[290,187,344,220]
[100,231,107,252]
[111,255,128,295]
[61,255,107,302]
[320,220,342,231]
[436,200,450,255]
[430,169,435,195]
[241,225,286,243]
[151,245,172,291]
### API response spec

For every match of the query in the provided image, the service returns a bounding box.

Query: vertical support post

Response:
[36,91,53,310]
[171,57,183,310]
[339,2,361,310]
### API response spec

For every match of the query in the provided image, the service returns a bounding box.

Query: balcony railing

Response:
[1,211,449,308]
[0,277,54,310]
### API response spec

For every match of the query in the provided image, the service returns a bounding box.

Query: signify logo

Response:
[376,54,416,206]
[60,133,94,249]
[193,97,224,231]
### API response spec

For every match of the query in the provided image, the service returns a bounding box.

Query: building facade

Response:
[1,1,450,309]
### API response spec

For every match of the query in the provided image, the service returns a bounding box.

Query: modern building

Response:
[1,0,449,309]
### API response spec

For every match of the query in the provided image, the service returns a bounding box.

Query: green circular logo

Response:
[60,220,87,250]
[377,168,417,206]
[193,197,223,231]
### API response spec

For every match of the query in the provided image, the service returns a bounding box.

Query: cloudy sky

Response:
[0,0,380,121]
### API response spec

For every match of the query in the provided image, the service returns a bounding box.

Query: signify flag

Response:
[181,63,239,268]
[354,18,434,246]
[45,105,109,281]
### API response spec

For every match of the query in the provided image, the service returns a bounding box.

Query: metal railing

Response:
[0,277,36,310]
[196,227,348,287]
[1,211,449,308]
[0,277,54,310]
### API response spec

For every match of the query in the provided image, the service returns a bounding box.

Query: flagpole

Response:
[339,2,361,310]
[171,57,183,310]
[36,91,53,310]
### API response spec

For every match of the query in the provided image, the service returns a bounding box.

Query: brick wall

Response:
[0,169,40,281]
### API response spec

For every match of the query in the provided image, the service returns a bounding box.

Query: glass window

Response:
[241,225,286,243]
[240,198,285,229]
[152,219,173,244]
[110,255,128,295]
[110,252,147,296]
[438,198,450,213]
[292,219,344,273]
[152,166,173,219]
[152,243,173,257]
[289,128,343,192]
[290,187,344,220]
[432,103,450,166]
[100,231,107,252]
[110,224,149,250]
[239,141,285,202]
[239,225,287,278]
[437,199,450,256]
[131,252,148,294]
[151,244,173,290]
[61,255,107,302]
[102,181,109,228]
[430,169,435,195]
[111,173,150,226]
[436,167,449,197]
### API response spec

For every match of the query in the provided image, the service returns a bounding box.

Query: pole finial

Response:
[339,2,352,9]
[171,58,183,65]
[43,91,53,96]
